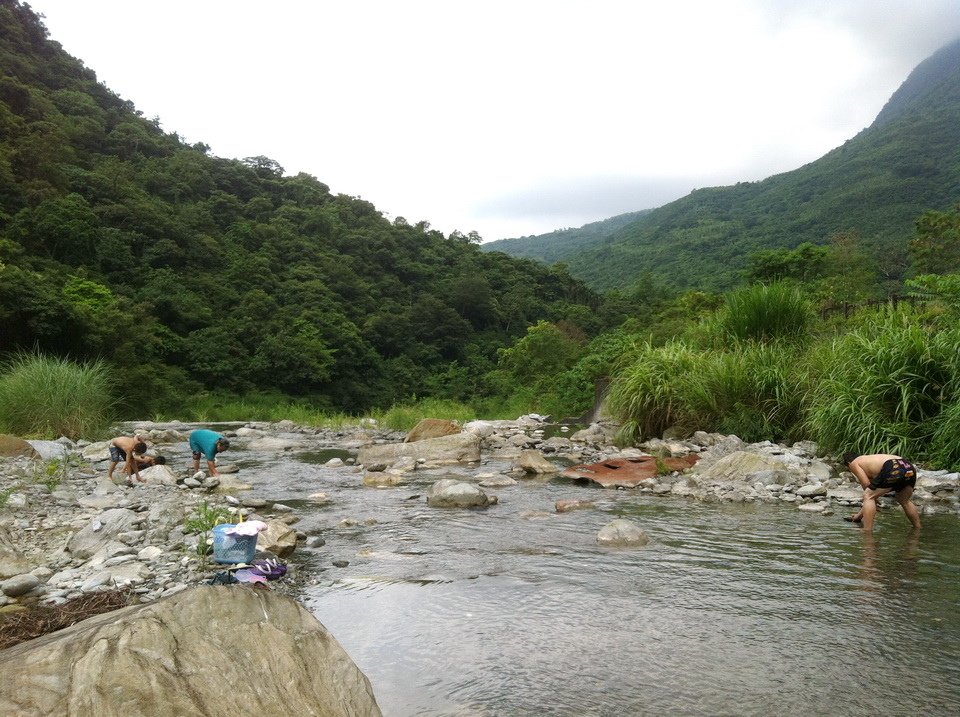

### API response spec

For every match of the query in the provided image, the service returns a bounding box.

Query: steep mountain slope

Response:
[485,38,960,292]
[482,209,651,263]
[0,0,603,413]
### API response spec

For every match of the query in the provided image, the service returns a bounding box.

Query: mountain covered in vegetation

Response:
[0,0,612,415]
[484,38,960,292]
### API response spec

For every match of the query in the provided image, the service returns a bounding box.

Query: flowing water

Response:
[227,437,960,716]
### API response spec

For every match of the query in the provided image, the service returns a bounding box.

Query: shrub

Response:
[0,352,114,439]
[706,282,813,344]
[802,311,952,458]
[681,342,805,442]
[606,341,700,440]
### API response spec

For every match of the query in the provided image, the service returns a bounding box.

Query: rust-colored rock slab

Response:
[561,455,699,488]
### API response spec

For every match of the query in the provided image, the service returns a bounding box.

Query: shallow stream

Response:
[229,436,960,716]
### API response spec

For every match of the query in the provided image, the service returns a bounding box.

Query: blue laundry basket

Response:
[212,523,257,564]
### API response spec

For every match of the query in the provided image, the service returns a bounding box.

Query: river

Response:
[233,438,960,716]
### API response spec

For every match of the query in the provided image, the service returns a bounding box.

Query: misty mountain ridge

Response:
[483,37,960,292]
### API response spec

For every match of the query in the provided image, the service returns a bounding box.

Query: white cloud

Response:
[28,0,960,241]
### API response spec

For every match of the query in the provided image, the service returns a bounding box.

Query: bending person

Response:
[108,434,148,485]
[843,453,921,531]
[189,429,230,477]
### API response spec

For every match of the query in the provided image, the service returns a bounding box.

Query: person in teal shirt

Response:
[189,429,230,476]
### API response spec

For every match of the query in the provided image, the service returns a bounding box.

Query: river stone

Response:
[426,479,494,508]
[0,586,382,716]
[478,476,518,487]
[78,494,123,510]
[404,418,461,443]
[357,432,481,469]
[514,450,559,474]
[140,464,179,486]
[80,570,113,592]
[463,420,496,438]
[693,451,797,483]
[26,440,70,460]
[0,434,39,458]
[555,499,594,513]
[81,440,111,462]
[213,474,253,493]
[363,471,405,486]
[257,519,297,557]
[1,573,41,597]
[597,519,650,547]
[796,483,827,497]
[0,526,32,579]
[827,488,864,504]
[137,546,163,561]
[93,477,122,495]
[66,508,141,560]
[5,492,28,509]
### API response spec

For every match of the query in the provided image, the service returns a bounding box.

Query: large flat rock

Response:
[562,455,699,488]
[357,431,481,468]
[0,585,382,717]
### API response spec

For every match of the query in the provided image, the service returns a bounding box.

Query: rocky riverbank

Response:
[3,416,960,614]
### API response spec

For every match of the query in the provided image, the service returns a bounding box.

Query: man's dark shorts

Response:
[870,458,917,492]
[109,445,127,462]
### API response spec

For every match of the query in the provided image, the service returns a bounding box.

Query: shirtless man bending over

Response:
[108,434,148,485]
[843,453,921,532]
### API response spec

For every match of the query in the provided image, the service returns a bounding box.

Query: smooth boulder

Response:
[597,519,650,547]
[426,479,494,508]
[0,586,382,717]
[357,432,481,469]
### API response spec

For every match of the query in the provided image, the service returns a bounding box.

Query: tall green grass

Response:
[0,352,114,439]
[165,393,354,428]
[706,282,813,345]
[803,311,954,458]
[606,341,701,442]
[681,343,805,441]
[608,340,802,443]
[158,393,485,431]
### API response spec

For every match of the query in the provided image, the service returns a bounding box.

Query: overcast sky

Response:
[27,0,960,241]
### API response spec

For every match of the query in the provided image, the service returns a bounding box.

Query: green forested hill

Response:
[484,38,960,292]
[482,210,651,263]
[0,0,605,413]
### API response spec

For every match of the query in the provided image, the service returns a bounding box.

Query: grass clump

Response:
[681,343,805,442]
[375,398,477,431]
[803,310,954,458]
[0,352,114,440]
[607,341,700,442]
[184,501,233,562]
[184,501,232,534]
[706,282,813,345]
[608,340,803,444]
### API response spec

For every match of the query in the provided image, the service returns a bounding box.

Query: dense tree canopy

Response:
[0,0,614,414]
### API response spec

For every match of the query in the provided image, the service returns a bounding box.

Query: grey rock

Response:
[426,479,494,509]
[0,586,381,717]
[597,519,650,547]
[1,573,41,597]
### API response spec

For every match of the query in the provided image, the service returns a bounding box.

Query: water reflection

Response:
[232,444,960,716]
